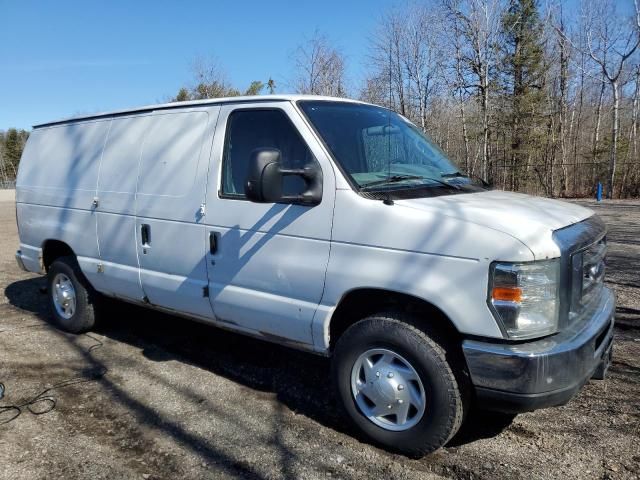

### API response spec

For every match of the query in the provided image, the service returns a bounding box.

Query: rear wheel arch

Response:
[47,255,97,333]
[41,239,75,272]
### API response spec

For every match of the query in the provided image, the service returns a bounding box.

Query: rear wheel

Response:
[332,312,466,457]
[47,256,96,333]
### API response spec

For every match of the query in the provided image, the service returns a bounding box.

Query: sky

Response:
[0,0,402,130]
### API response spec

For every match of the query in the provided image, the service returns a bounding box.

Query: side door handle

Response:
[141,224,151,249]
[209,231,218,254]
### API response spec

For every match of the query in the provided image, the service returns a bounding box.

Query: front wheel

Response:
[332,312,466,457]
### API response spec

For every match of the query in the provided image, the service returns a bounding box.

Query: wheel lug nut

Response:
[387,372,394,378]
[388,404,393,409]
[376,371,380,377]
[398,399,404,404]
[397,384,404,391]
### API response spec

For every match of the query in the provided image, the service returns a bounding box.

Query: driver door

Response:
[203,102,336,346]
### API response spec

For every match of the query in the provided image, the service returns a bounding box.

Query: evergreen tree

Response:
[500,0,546,191]
[172,75,265,101]
[4,128,22,172]
[0,128,28,181]
[175,87,190,102]
[244,81,265,96]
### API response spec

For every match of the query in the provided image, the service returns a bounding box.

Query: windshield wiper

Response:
[360,175,424,189]
[441,171,467,178]
[360,175,460,191]
[442,171,490,188]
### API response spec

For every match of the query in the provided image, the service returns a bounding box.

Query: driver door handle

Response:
[209,231,218,254]
[141,224,151,248]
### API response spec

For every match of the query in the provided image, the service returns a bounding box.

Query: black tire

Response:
[47,256,96,333]
[332,312,467,457]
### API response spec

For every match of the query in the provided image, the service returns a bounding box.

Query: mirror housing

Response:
[244,148,322,205]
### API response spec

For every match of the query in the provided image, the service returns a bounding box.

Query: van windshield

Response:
[299,101,473,193]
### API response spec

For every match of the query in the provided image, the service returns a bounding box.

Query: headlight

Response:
[488,259,560,339]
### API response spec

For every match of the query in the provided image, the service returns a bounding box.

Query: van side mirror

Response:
[244,148,322,205]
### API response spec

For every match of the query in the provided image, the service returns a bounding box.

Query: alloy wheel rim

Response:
[52,273,76,320]
[350,348,426,431]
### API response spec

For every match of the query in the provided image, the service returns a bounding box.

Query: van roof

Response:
[33,94,368,128]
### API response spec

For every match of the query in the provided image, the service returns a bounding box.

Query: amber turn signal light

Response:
[492,286,522,303]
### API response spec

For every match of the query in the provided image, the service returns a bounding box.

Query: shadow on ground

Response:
[4,276,514,454]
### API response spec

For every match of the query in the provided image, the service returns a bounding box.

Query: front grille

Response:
[552,215,607,327]
[581,238,606,305]
[569,236,607,318]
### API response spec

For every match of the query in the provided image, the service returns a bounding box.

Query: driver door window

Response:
[221,109,317,198]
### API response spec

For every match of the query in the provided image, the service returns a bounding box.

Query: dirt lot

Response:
[0,194,638,480]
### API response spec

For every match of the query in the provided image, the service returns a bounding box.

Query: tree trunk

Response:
[630,70,640,195]
[567,103,576,193]
[481,79,490,181]
[395,44,406,116]
[417,78,426,131]
[511,30,524,192]
[608,81,619,199]
[460,100,470,173]
[558,29,569,197]
[572,53,585,195]
[592,78,606,188]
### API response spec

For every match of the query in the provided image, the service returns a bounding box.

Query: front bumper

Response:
[463,287,615,413]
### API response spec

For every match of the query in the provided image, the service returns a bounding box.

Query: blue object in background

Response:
[596,182,603,201]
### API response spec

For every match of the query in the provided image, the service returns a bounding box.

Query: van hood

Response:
[394,190,594,260]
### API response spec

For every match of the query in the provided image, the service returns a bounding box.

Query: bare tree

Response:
[443,0,504,181]
[189,57,241,99]
[403,5,447,132]
[160,0,640,198]
[367,8,410,114]
[582,0,640,197]
[267,77,276,94]
[623,65,640,194]
[359,75,389,106]
[363,3,447,135]
[171,57,270,101]
[451,20,472,172]
[551,2,570,196]
[292,30,347,97]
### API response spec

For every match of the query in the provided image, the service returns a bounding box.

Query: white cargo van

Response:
[15,95,614,456]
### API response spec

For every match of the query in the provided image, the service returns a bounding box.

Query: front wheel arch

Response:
[328,288,461,351]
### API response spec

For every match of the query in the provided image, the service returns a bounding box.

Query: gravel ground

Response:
[0,195,638,480]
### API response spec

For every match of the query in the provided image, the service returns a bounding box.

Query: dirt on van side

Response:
[0,194,638,480]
